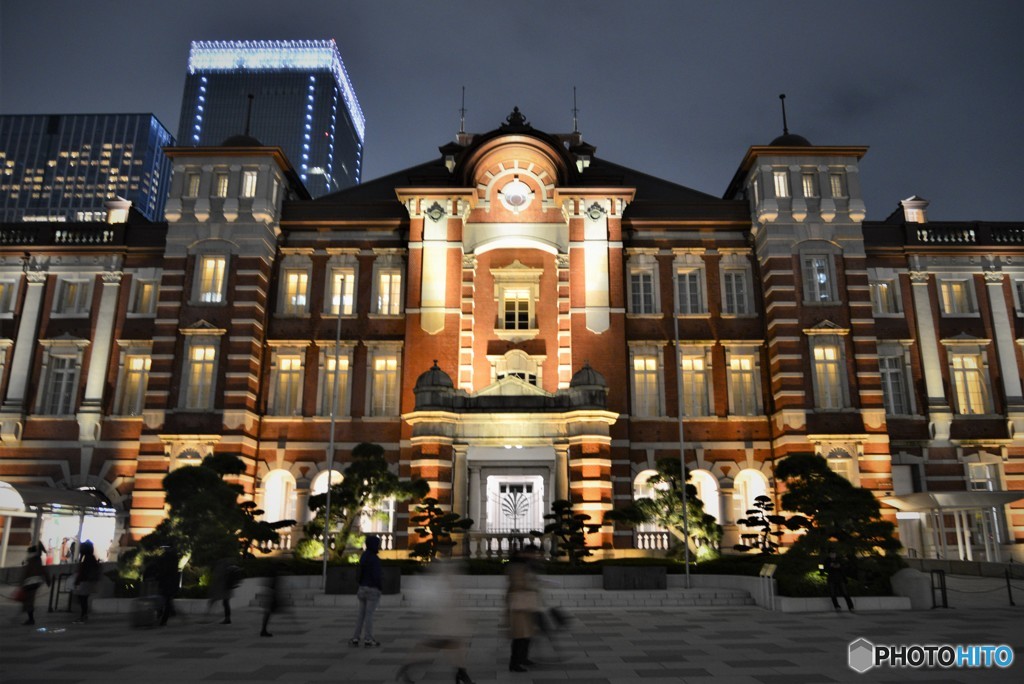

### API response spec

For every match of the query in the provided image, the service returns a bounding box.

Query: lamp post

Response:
[672,269,692,589]
[321,291,344,591]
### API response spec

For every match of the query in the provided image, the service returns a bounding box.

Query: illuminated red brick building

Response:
[1,109,1022,565]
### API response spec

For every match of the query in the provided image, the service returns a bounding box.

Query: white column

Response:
[554,445,569,501]
[469,465,482,529]
[452,446,468,517]
[2,271,47,412]
[953,511,965,560]
[583,201,610,333]
[984,272,1024,431]
[910,272,952,440]
[81,271,123,410]
[937,511,949,559]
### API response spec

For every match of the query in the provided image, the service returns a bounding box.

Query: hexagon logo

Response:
[848,638,875,673]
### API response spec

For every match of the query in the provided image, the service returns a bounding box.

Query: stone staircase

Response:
[243,575,756,610]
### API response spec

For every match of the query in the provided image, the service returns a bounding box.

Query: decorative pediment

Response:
[803,320,849,335]
[475,376,552,398]
[180,319,228,335]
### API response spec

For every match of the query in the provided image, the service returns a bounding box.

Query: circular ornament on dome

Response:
[498,176,534,214]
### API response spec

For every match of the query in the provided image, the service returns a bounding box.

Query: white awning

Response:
[882,491,1024,513]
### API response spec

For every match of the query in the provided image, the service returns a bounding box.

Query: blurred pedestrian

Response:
[20,544,50,625]
[823,548,855,612]
[259,569,282,637]
[207,557,242,624]
[396,556,475,684]
[72,540,100,624]
[350,535,382,647]
[506,546,541,672]
[156,545,181,626]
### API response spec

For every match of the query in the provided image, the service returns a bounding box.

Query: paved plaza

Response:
[1,594,1021,684]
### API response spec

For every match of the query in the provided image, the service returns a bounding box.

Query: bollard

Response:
[1006,569,1016,607]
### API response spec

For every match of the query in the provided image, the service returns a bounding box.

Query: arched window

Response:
[360,497,395,534]
[261,470,296,523]
[689,470,720,523]
[310,469,342,496]
[733,468,769,521]
[633,470,668,534]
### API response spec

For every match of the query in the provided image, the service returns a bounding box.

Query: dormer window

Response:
[241,170,258,198]
[829,171,847,198]
[185,172,201,198]
[773,170,789,198]
[801,171,818,198]
[213,171,229,197]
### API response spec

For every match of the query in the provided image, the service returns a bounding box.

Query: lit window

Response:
[879,354,911,415]
[376,271,402,315]
[196,256,226,303]
[870,280,900,315]
[1015,280,1024,315]
[802,255,835,303]
[951,353,988,415]
[801,171,818,198]
[939,279,975,315]
[750,176,761,205]
[328,268,355,315]
[675,269,706,314]
[42,354,79,415]
[283,270,309,315]
[502,288,532,330]
[829,172,847,198]
[0,281,16,314]
[722,270,749,315]
[185,172,200,197]
[213,172,229,197]
[184,344,216,409]
[631,354,661,417]
[680,353,711,416]
[812,340,845,409]
[773,170,789,198]
[131,280,157,315]
[827,452,856,482]
[241,170,258,198]
[55,278,91,315]
[728,355,759,416]
[117,355,151,416]
[370,353,400,416]
[630,269,657,314]
[320,352,350,416]
[272,355,304,415]
[968,463,998,492]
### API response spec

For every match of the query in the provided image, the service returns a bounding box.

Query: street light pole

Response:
[321,292,344,591]
[672,269,692,589]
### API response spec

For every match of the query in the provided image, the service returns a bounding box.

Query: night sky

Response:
[1,1,1021,221]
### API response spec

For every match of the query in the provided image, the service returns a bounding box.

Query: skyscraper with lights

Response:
[0,113,174,222]
[178,39,364,197]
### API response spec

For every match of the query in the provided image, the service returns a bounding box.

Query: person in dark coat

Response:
[350,535,383,647]
[823,548,855,612]
[208,557,242,624]
[72,540,100,623]
[20,544,51,625]
[506,547,541,672]
[156,546,181,626]
[259,569,282,637]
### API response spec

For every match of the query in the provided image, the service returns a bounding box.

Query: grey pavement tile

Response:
[726,659,799,668]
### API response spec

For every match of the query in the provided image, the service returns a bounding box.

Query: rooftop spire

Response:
[572,86,580,134]
[779,93,789,136]
[458,86,466,135]
[244,93,255,136]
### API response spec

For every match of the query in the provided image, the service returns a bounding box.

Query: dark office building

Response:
[0,114,174,222]
[178,40,365,197]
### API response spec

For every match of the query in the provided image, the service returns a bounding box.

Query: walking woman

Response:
[20,544,50,625]
[72,540,101,623]
[506,547,541,672]
[350,535,383,647]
